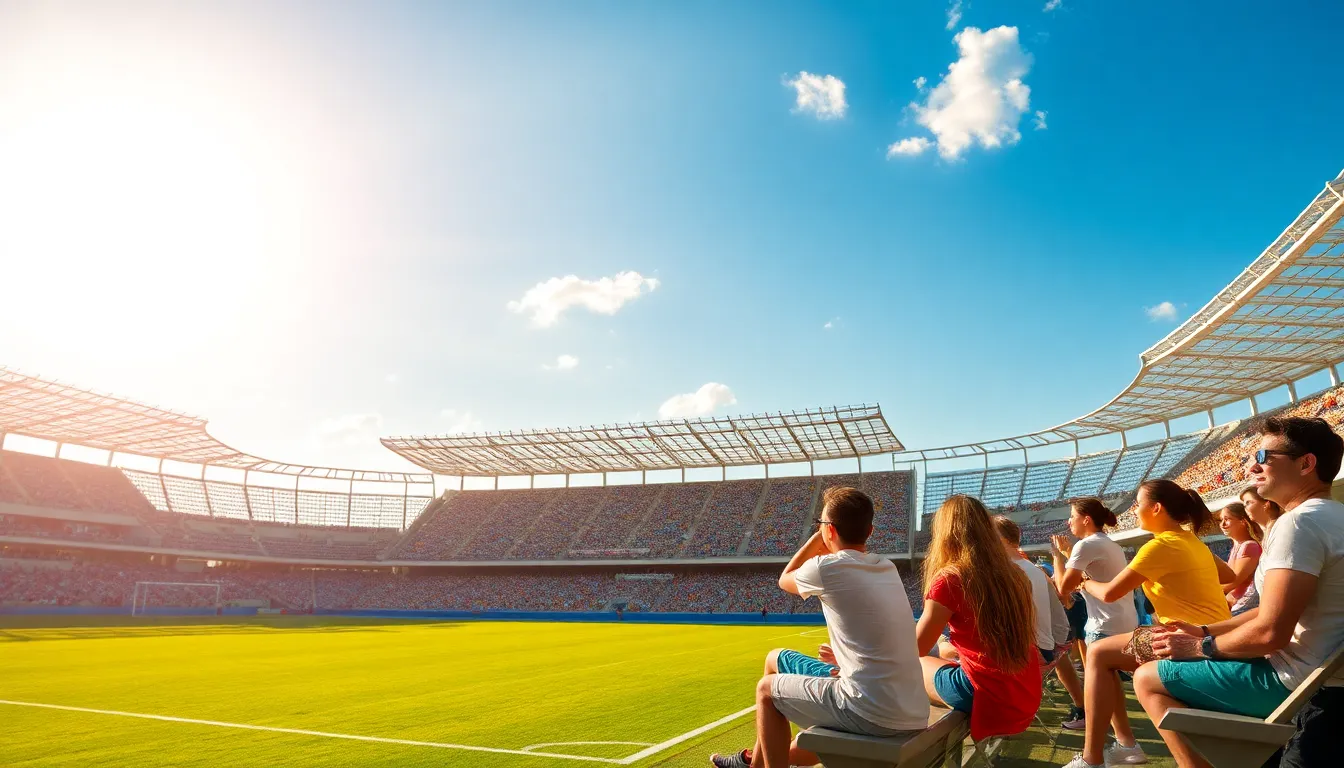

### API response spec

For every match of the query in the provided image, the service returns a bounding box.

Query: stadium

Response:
[4,165,1344,766]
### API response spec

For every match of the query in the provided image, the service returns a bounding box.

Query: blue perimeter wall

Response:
[0,605,826,626]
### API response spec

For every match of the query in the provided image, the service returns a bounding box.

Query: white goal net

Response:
[131,581,223,616]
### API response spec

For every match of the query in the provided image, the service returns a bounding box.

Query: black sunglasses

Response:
[1253,449,1304,465]
[813,518,836,530]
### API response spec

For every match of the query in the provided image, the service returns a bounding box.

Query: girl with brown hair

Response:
[918,495,1041,742]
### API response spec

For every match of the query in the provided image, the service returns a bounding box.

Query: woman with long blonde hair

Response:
[918,495,1041,742]
[1216,502,1262,613]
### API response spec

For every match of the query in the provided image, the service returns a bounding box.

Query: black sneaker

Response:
[709,750,750,768]
[1062,705,1086,730]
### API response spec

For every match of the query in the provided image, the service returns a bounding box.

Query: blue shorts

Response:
[933,663,975,713]
[1085,629,1117,645]
[776,649,837,678]
[1156,657,1291,719]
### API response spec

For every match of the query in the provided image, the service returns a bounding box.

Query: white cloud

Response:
[914,76,928,91]
[887,137,933,158]
[823,316,840,330]
[507,271,659,328]
[1034,110,1048,130]
[785,72,847,120]
[945,0,963,30]
[543,354,579,371]
[657,383,737,420]
[900,26,1033,161]
[1146,301,1179,322]
[316,413,384,446]
[439,408,484,434]
[1043,0,1062,11]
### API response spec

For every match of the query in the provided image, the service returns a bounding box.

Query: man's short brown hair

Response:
[992,514,1021,547]
[821,486,874,545]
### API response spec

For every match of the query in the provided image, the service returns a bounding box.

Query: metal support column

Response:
[1332,366,1341,387]
[345,479,354,527]
[1207,410,1216,430]
[1287,381,1299,403]
[1250,397,1259,416]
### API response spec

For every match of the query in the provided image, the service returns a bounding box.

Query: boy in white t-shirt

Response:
[711,487,926,768]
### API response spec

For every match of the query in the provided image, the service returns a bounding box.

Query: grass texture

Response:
[0,616,1174,767]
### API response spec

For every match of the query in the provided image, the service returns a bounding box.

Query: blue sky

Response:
[1,0,1342,478]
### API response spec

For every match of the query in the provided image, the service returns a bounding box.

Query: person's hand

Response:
[1051,535,1073,557]
[1157,619,1204,638]
[1151,627,1205,660]
[818,643,836,665]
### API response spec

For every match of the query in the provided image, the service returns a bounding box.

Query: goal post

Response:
[131,581,223,617]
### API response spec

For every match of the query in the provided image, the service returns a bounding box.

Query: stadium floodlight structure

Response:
[381,405,902,482]
[0,369,436,529]
[130,581,221,617]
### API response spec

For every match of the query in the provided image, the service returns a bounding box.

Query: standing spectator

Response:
[1059,482,1232,768]
[1140,417,1344,768]
[1050,498,1140,734]
[918,495,1041,742]
[710,487,926,768]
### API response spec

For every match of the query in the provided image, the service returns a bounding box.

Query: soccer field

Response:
[0,616,1177,767]
[0,617,830,767]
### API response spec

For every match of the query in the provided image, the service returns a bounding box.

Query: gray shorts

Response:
[769,674,915,737]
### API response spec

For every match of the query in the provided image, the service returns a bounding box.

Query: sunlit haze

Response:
[2,1,1342,479]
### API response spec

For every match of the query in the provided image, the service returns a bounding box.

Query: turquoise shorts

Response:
[776,649,837,678]
[1156,657,1291,719]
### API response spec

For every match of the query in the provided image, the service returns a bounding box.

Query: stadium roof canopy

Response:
[901,168,1344,461]
[0,369,429,483]
[381,405,901,476]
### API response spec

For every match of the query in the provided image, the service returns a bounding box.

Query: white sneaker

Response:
[1060,754,1102,768]
[1104,741,1147,765]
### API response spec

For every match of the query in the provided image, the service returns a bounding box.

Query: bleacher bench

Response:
[1158,643,1344,768]
[797,707,969,768]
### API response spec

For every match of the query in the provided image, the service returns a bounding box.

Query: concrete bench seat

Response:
[797,707,969,768]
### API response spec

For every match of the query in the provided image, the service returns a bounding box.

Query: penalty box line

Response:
[0,699,622,764]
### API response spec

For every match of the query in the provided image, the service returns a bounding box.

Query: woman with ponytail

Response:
[1059,480,1233,768]
[918,495,1041,742]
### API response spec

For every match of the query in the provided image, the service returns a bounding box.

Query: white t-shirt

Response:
[1065,532,1139,636]
[793,549,928,730]
[1254,497,1344,689]
[1014,557,1069,650]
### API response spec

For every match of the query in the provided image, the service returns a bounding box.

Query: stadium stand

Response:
[507,486,607,560]
[862,470,912,554]
[627,482,713,558]
[744,478,816,556]
[681,479,764,558]
[566,484,661,556]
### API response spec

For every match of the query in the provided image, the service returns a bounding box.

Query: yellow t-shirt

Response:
[1128,530,1232,626]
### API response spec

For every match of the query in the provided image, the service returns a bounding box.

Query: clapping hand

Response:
[1050,535,1073,557]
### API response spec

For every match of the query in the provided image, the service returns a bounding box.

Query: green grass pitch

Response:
[0,616,1175,767]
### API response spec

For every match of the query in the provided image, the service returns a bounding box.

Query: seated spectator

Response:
[994,515,1083,726]
[1060,480,1233,768]
[917,495,1041,743]
[1138,417,1344,768]
[1216,502,1262,614]
[710,487,926,768]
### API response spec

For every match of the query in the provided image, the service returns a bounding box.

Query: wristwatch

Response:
[1200,634,1219,659]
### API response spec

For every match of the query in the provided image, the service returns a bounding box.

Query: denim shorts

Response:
[932,663,975,713]
[776,649,837,678]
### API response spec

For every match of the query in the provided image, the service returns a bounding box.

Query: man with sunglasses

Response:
[1134,416,1344,768]
[710,486,926,768]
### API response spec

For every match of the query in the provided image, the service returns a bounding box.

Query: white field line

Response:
[0,699,622,764]
[523,741,652,752]
[617,705,757,765]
